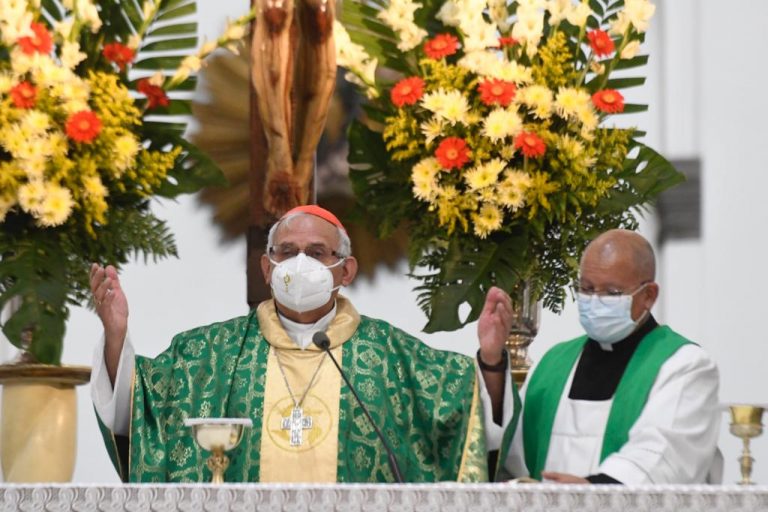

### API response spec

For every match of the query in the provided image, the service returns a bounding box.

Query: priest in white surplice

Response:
[502,229,720,484]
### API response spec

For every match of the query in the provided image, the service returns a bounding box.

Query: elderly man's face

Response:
[579,247,657,322]
[261,214,357,319]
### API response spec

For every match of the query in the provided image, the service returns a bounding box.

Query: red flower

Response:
[477,79,517,107]
[65,111,102,143]
[17,22,53,56]
[390,77,425,108]
[587,30,615,57]
[592,89,625,113]
[435,137,470,169]
[10,82,37,109]
[424,34,459,59]
[102,42,136,71]
[514,131,546,158]
[137,78,170,109]
[497,36,518,48]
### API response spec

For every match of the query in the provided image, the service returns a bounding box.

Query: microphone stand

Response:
[313,333,404,483]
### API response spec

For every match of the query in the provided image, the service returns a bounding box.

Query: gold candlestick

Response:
[184,418,252,484]
[728,404,764,485]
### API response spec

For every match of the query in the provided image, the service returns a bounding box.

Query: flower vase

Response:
[505,281,541,387]
[0,363,90,482]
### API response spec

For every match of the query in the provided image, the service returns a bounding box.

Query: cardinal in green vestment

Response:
[90,205,519,483]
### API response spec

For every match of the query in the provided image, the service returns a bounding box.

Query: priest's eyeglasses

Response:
[269,243,343,264]
[572,281,650,306]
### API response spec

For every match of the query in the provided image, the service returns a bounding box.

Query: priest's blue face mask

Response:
[269,253,345,313]
[577,283,649,344]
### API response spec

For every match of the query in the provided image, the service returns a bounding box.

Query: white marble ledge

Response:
[1,483,768,512]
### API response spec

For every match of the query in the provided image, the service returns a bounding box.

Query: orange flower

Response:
[10,82,37,109]
[17,22,53,55]
[477,79,516,107]
[137,78,170,109]
[592,89,625,113]
[514,132,546,158]
[497,36,518,48]
[587,30,615,57]
[103,42,136,71]
[390,77,425,108]
[435,137,470,169]
[424,34,459,59]
[65,111,102,143]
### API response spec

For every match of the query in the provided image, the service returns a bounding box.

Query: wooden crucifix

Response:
[247,0,337,305]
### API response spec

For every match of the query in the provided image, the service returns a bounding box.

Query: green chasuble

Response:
[522,325,692,480]
[97,297,497,483]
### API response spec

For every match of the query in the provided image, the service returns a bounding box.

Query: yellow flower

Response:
[422,89,469,125]
[465,158,506,190]
[555,86,590,121]
[472,203,503,238]
[113,134,141,173]
[496,61,533,84]
[517,85,553,119]
[20,110,51,136]
[500,145,517,160]
[83,175,108,199]
[577,105,598,139]
[497,169,532,210]
[18,180,46,214]
[0,193,15,222]
[37,183,74,227]
[61,41,87,70]
[420,118,444,146]
[482,108,523,142]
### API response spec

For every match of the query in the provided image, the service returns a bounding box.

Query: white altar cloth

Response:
[1,483,767,512]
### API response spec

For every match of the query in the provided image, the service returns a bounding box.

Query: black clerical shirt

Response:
[568,314,659,484]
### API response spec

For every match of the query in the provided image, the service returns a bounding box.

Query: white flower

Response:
[512,9,544,48]
[60,41,87,69]
[436,1,462,27]
[624,0,655,33]
[78,1,102,33]
[546,0,572,26]
[127,34,142,50]
[482,108,523,142]
[421,89,469,125]
[200,40,218,56]
[224,23,246,41]
[555,86,590,120]
[488,0,510,31]
[621,40,641,59]
[54,18,75,40]
[610,11,630,36]
[566,1,592,28]
[420,118,445,146]
[462,19,499,52]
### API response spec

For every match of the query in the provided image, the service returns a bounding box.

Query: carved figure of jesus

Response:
[251,0,336,216]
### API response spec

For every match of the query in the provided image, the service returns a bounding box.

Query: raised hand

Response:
[477,286,513,365]
[90,263,129,385]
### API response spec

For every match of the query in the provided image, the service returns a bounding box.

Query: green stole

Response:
[97,304,506,483]
[523,325,692,480]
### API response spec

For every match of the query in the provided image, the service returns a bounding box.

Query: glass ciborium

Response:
[728,404,765,485]
[505,280,541,387]
[184,418,252,484]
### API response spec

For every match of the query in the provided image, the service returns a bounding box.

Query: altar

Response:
[2,483,768,512]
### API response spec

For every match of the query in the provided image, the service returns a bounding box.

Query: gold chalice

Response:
[184,418,252,484]
[728,404,765,485]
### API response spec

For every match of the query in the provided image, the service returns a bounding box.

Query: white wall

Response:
[1,0,766,485]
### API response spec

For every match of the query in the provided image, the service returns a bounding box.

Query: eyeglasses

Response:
[269,243,343,264]
[572,281,650,306]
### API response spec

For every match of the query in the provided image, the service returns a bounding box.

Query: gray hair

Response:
[266,212,352,258]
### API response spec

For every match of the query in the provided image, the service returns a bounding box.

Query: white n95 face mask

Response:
[270,253,344,313]
[577,292,641,345]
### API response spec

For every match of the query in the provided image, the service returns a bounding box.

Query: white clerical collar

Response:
[277,303,337,349]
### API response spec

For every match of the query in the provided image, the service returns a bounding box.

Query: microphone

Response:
[312,331,404,483]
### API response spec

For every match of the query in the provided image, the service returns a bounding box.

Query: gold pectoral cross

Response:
[281,406,313,446]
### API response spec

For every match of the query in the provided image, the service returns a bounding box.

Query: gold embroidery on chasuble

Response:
[257,297,360,482]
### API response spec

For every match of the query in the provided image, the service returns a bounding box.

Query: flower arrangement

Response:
[336,0,684,331]
[0,0,252,364]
